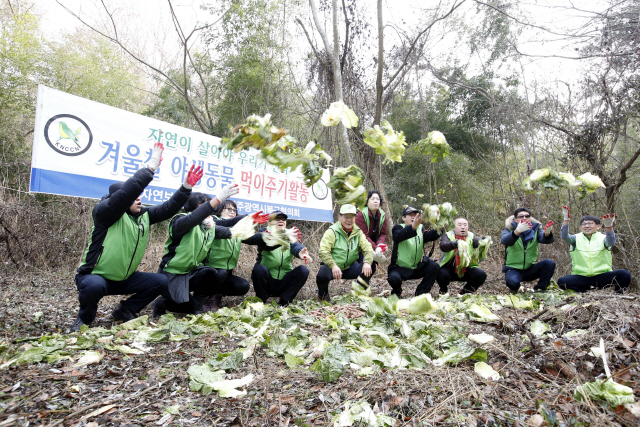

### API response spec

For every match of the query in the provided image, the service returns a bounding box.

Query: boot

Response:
[111,302,136,322]
[152,297,167,317]
[71,316,89,332]
[203,294,223,313]
[193,295,209,315]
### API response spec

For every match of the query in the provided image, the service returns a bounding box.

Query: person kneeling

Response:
[251,211,311,305]
[557,206,631,294]
[437,218,488,295]
[316,204,374,301]
[387,207,442,297]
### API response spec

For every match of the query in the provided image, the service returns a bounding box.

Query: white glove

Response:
[515,220,532,234]
[216,182,239,203]
[601,214,615,228]
[202,216,214,229]
[373,249,386,263]
[562,205,570,221]
[147,142,164,171]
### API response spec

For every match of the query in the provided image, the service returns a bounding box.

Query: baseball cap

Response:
[271,210,288,220]
[402,206,420,216]
[339,204,357,215]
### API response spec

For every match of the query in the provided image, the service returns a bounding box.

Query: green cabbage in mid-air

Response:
[328,165,367,208]
[221,114,288,153]
[261,140,332,187]
[321,101,359,128]
[577,172,605,197]
[422,202,457,231]
[362,120,407,164]
[416,131,450,162]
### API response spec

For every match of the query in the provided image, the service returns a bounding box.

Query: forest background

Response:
[1,0,639,290]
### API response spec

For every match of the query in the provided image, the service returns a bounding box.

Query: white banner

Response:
[30,85,333,222]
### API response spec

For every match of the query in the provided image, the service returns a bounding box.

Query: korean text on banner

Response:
[29,85,333,222]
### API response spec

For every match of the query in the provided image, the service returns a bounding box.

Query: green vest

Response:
[505,230,539,270]
[205,216,241,270]
[84,212,150,281]
[162,214,216,274]
[329,222,361,269]
[440,230,479,268]
[261,248,294,280]
[362,207,385,235]
[570,232,612,276]
[397,225,424,269]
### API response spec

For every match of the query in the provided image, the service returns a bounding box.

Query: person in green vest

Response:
[557,206,631,293]
[251,210,311,305]
[354,190,389,273]
[436,218,489,295]
[73,143,195,331]
[317,204,374,301]
[151,184,243,316]
[201,200,270,311]
[501,207,555,294]
[387,206,442,297]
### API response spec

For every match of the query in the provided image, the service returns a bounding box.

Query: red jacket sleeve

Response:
[355,211,377,249]
[377,215,388,246]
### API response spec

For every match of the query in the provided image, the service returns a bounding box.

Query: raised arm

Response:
[94,167,155,226]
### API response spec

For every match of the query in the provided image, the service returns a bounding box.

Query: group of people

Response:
[71,144,632,331]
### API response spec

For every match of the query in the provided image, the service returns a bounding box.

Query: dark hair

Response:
[212,199,237,217]
[513,207,531,218]
[580,215,600,225]
[184,192,212,213]
[366,190,384,207]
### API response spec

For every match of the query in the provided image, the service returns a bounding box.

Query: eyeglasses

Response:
[516,214,531,219]
[581,221,597,226]
[224,208,237,214]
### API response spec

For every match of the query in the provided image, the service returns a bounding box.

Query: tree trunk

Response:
[374,0,384,126]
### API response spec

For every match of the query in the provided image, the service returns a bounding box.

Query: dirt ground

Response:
[1,257,639,427]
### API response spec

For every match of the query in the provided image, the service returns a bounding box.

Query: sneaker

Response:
[533,285,548,293]
[203,295,223,313]
[71,316,89,332]
[317,294,331,303]
[152,298,167,317]
[111,302,136,322]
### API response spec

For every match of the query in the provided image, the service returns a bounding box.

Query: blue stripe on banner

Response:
[29,168,334,222]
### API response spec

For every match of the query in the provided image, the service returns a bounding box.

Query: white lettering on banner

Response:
[29,85,334,222]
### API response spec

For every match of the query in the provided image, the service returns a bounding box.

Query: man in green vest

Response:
[557,206,631,293]
[73,143,196,331]
[317,204,374,301]
[501,207,555,294]
[251,210,311,305]
[387,206,441,297]
[436,217,489,295]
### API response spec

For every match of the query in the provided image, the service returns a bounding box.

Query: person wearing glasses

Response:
[556,206,631,293]
[200,200,270,311]
[501,207,555,294]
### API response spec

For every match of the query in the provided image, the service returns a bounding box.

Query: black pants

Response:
[164,267,249,313]
[75,271,168,324]
[437,265,487,294]
[316,261,370,298]
[504,259,556,293]
[215,269,251,297]
[558,269,631,293]
[357,253,377,276]
[251,265,309,304]
[387,260,440,297]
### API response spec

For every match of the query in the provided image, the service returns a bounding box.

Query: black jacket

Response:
[389,224,441,267]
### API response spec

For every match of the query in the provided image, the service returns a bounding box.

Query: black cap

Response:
[271,210,288,220]
[402,206,420,216]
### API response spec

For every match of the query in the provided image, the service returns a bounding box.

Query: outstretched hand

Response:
[601,214,615,228]
[183,165,203,189]
[562,205,570,221]
[147,142,164,172]
[544,220,554,236]
[250,211,270,225]
[291,226,302,242]
[216,182,239,203]
[515,219,532,235]
[299,248,313,263]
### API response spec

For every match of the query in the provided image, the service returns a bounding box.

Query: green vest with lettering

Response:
[261,248,294,280]
[330,222,361,269]
[440,230,479,268]
[505,231,539,270]
[162,214,216,274]
[570,232,612,276]
[362,207,386,235]
[205,217,242,270]
[397,225,424,269]
[83,212,150,281]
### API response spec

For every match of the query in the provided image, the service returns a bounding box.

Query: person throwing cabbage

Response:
[251,210,310,306]
[501,207,555,294]
[436,218,489,295]
[317,204,375,301]
[557,206,631,293]
[387,206,442,297]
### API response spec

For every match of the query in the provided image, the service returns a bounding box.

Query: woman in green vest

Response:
[501,207,555,294]
[201,200,270,311]
[152,184,240,316]
[354,190,389,274]
[436,218,488,295]
[251,210,311,305]
[317,204,374,301]
[387,206,441,297]
[557,207,630,293]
